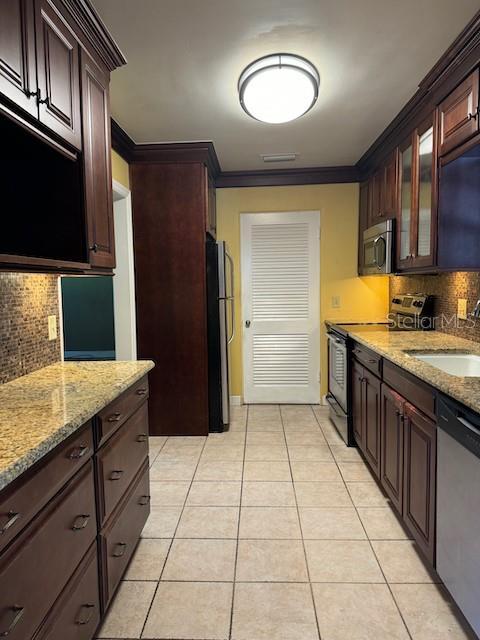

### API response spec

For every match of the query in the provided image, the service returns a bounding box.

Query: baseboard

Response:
[230,395,243,406]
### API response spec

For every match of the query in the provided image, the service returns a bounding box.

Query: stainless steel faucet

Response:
[471,300,480,318]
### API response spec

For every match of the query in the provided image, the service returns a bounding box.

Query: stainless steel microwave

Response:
[361,219,394,275]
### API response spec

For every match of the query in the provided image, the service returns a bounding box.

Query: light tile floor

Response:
[97,404,476,640]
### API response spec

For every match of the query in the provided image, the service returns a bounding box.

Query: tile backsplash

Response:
[390,272,480,342]
[0,273,61,384]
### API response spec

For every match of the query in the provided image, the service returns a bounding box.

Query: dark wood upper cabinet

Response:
[439,68,479,157]
[81,50,115,268]
[368,169,382,226]
[397,112,437,271]
[35,0,82,150]
[0,0,38,117]
[403,401,437,564]
[363,370,381,479]
[380,384,405,513]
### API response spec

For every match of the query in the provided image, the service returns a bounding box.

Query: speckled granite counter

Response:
[0,360,154,492]
[331,324,480,414]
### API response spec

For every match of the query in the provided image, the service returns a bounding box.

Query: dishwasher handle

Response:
[438,395,480,460]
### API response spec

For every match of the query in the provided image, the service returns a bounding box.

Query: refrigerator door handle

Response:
[225,251,235,344]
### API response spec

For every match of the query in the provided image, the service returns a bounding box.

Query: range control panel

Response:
[390,294,433,316]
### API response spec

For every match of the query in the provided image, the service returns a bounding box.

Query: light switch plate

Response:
[457,299,467,320]
[331,296,341,309]
[48,315,57,341]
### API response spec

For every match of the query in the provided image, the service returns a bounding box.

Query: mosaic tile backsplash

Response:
[0,274,61,384]
[390,272,480,343]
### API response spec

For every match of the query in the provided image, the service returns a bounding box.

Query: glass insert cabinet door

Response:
[397,113,437,269]
[416,124,434,259]
[399,141,413,262]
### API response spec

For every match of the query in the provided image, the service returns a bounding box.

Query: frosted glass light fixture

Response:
[238,54,319,124]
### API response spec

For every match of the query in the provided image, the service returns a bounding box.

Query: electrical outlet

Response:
[48,315,57,341]
[457,299,467,320]
[331,296,341,309]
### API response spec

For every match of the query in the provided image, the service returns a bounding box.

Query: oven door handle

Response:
[326,394,345,418]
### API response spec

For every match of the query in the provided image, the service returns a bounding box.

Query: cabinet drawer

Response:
[0,421,93,554]
[100,460,150,608]
[96,377,149,446]
[35,543,100,640]
[383,360,436,420]
[351,342,382,376]
[0,461,97,640]
[96,402,149,525]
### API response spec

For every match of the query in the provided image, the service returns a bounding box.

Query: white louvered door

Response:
[241,212,320,403]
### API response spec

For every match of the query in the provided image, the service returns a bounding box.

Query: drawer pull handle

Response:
[69,445,89,460]
[75,603,95,626]
[367,359,377,364]
[72,514,90,531]
[109,469,124,481]
[0,511,20,535]
[136,388,147,396]
[139,495,151,506]
[113,542,127,557]
[137,433,148,443]
[0,606,24,636]
[107,412,122,423]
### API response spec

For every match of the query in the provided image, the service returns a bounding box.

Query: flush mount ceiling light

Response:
[238,53,319,124]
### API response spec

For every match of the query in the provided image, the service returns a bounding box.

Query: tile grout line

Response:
[312,407,414,640]
[138,433,209,640]
[283,404,323,640]
[228,403,249,640]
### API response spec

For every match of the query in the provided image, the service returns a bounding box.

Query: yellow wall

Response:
[111,150,130,189]
[216,184,389,399]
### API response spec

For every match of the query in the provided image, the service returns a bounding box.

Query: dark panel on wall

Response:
[131,162,209,436]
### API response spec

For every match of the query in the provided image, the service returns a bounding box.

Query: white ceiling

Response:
[93,0,479,171]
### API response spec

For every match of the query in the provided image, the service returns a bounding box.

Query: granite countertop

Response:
[0,360,154,492]
[334,325,480,414]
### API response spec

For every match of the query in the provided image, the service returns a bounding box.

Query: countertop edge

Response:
[0,360,154,493]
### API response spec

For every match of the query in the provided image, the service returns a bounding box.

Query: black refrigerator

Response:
[206,237,235,432]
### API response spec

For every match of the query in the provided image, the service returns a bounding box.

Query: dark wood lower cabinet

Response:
[363,370,381,478]
[352,359,364,448]
[380,385,405,512]
[352,359,381,479]
[403,402,437,564]
[36,543,100,640]
[0,377,151,640]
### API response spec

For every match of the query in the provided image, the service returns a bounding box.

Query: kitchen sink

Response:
[409,352,480,377]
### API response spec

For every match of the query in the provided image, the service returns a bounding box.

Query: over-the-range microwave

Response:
[360,219,394,275]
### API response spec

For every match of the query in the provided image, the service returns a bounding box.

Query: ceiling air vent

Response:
[261,153,298,163]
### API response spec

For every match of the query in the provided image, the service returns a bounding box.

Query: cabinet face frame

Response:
[380,384,405,512]
[363,370,381,478]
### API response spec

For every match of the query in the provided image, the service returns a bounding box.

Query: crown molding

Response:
[215,165,359,188]
[59,0,127,71]
[111,119,135,163]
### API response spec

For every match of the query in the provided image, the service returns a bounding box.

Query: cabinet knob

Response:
[113,542,127,557]
[75,603,95,626]
[109,469,124,481]
[0,606,24,636]
[139,495,151,506]
[71,514,90,531]
[89,243,99,253]
[107,412,122,423]
[68,444,89,460]
[136,388,147,396]
[0,511,21,535]
[137,433,148,443]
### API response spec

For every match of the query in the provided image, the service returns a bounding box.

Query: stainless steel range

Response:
[326,294,434,446]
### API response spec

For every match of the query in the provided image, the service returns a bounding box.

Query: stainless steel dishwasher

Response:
[437,394,480,638]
